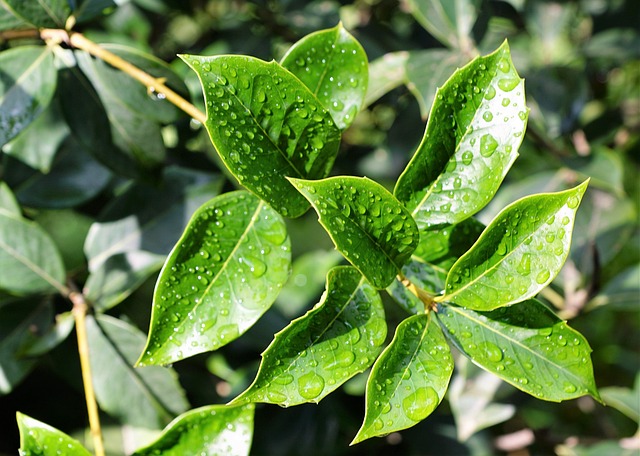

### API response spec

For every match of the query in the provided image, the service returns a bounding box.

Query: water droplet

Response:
[498,58,511,73]
[273,373,294,385]
[502,98,511,107]
[479,134,499,157]
[298,372,324,399]
[479,341,503,362]
[567,195,580,209]
[485,85,496,100]
[402,387,439,421]
[535,270,550,284]
[561,216,570,225]
[482,111,493,122]
[462,151,473,165]
[267,390,287,403]
[563,383,577,394]
[516,253,531,276]
[498,78,519,92]
[329,350,355,369]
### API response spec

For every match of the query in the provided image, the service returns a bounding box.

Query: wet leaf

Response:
[138,191,291,366]
[394,41,528,230]
[17,412,91,456]
[182,54,341,217]
[86,314,189,428]
[231,266,385,407]
[438,180,589,310]
[407,0,481,52]
[281,22,368,130]
[3,0,71,28]
[412,218,484,270]
[352,314,453,444]
[0,211,65,295]
[0,46,56,148]
[289,176,419,289]
[436,299,600,402]
[133,404,255,456]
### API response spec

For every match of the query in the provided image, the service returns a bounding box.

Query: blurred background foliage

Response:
[0,0,638,455]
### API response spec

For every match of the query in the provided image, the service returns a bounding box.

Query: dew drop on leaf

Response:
[462,151,473,165]
[479,341,503,362]
[535,269,551,284]
[498,77,519,92]
[479,133,499,157]
[485,85,496,100]
[402,387,439,421]
[297,372,325,399]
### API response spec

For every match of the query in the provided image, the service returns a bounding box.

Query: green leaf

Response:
[280,22,368,130]
[0,300,52,394]
[448,356,515,441]
[394,41,528,230]
[364,52,408,108]
[17,412,91,456]
[0,46,56,148]
[231,266,386,407]
[2,0,71,28]
[86,314,189,428]
[407,0,481,52]
[132,404,254,456]
[75,50,166,173]
[0,3,29,31]
[18,311,74,357]
[352,314,453,444]
[0,210,65,295]
[435,299,600,402]
[387,259,447,315]
[0,182,20,217]
[14,137,112,209]
[138,191,291,366]
[2,98,69,173]
[182,54,341,217]
[405,49,469,119]
[289,176,419,289]
[439,180,589,310]
[84,166,223,272]
[599,373,640,423]
[84,251,165,312]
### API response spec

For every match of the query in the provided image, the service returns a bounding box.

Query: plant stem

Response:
[399,274,437,312]
[40,28,207,124]
[69,289,105,456]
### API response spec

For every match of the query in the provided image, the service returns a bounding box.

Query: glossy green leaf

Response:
[2,0,71,28]
[84,167,223,272]
[14,137,112,209]
[281,22,368,130]
[352,314,453,444]
[182,54,341,217]
[75,50,166,173]
[231,266,386,406]
[0,46,56,148]
[364,52,408,108]
[0,211,65,295]
[133,404,255,456]
[394,41,528,230]
[0,299,52,394]
[405,49,469,119]
[0,182,20,217]
[436,299,600,402]
[17,412,91,456]
[387,259,447,315]
[407,0,481,52]
[0,3,28,30]
[138,191,291,366]
[289,176,419,289]
[412,218,484,270]
[34,209,93,272]
[84,251,165,312]
[448,356,515,441]
[19,311,74,357]
[2,98,69,173]
[439,180,589,310]
[86,314,189,428]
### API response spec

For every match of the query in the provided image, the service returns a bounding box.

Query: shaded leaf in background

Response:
[407,0,482,52]
[13,137,112,209]
[0,46,56,148]
[86,314,189,429]
[364,52,408,108]
[133,404,254,456]
[0,300,52,394]
[231,266,386,406]
[439,180,588,310]
[183,54,341,217]
[73,0,118,23]
[448,355,515,441]
[281,22,368,130]
[0,182,20,216]
[138,191,291,366]
[18,311,74,357]
[84,166,223,272]
[599,373,640,423]
[0,211,65,295]
[2,98,69,173]
[436,299,600,402]
[394,41,527,229]
[84,251,165,312]
[289,176,418,289]
[0,3,28,31]
[2,0,70,28]
[588,264,640,311]
[352,314,453,443]
[17,412,91,456]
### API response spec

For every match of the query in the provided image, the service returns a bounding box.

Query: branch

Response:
[40,28,207,124]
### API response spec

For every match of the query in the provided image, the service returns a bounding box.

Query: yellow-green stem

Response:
[399,274,438,312]
[70,291,105,456]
